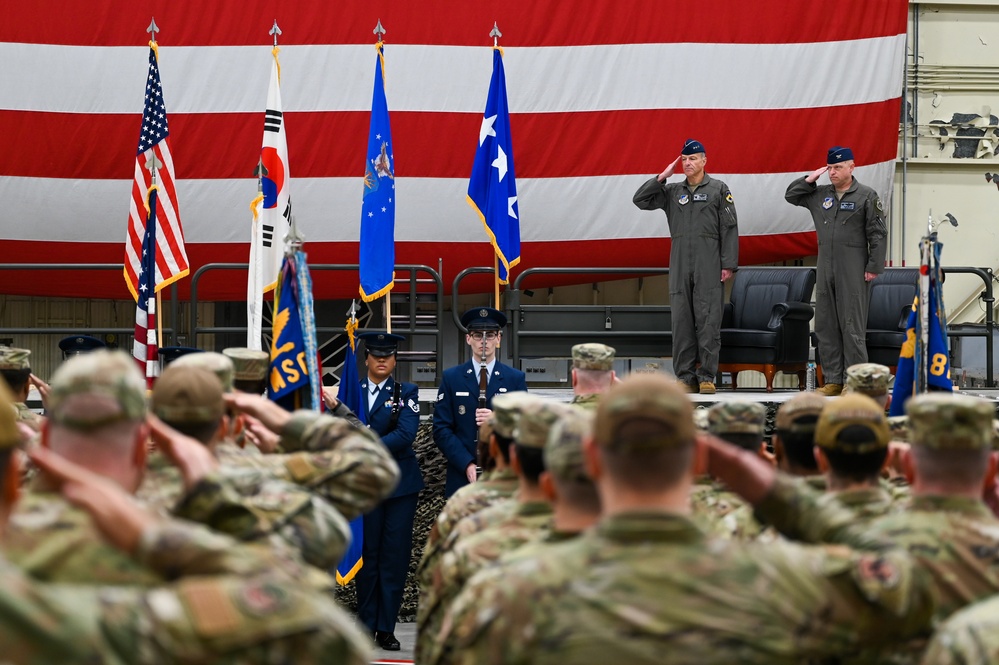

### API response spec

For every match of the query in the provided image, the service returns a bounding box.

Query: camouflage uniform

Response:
[0,347,43,431]
[430,406,596,665]
[758,394,999,663]
[691,401,767,540]
[919,594,999,665]
[569,342,615,410]
[0,365,373,664]
[442,376,935,665]
[417,396,563,663]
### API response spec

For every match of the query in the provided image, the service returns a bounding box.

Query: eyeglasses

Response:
[469,331,499,341]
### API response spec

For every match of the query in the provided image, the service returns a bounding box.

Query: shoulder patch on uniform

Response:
[180,579,241,637]
[437,393,444,402]
[725,191,734,203]
[408,398,420,413]
[285,454,315,482]
[236,580,292,618]
[875,198,884,213]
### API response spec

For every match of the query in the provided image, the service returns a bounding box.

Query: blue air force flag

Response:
[467,47,521,283]
[335,328,367,585]
[359,42,396,302]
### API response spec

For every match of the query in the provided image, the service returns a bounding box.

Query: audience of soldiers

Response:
[5,332,999,664]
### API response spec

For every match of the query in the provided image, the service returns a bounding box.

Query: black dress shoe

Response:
[375,631,401,651]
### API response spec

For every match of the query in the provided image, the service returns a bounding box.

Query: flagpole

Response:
[494,255,501,308]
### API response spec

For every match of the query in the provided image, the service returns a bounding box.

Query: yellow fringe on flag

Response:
[149,40,159,61]
[143,184,160,215]
[272,45,281,83]
[249,192,263,221]
[345,316,358,352]
[495,44,505,57]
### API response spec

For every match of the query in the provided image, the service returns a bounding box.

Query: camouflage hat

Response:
[815,393,890,453]
[515,398,574,449]
[491,391,537,439]
[594,375,694,450]
[47,350,146,431]
[0,347,31,371]
[172,352,235,392]
[707,401,766,436]
[907,393,994,451]
[571,343,616,371]
[545,407,594,484]
[0,381,20,450]
[776,393,827,433]
[151,365,225,425]
[844,363,892,397]
[222,348,270,382]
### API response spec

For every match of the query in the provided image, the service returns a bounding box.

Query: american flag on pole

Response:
[133,182,160,386]
[124,41,188,301]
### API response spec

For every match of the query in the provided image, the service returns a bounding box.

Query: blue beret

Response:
[358,331,405,357]
[461,307,507,331]
[681,138,705,155]
[827,146,854,164]
[58,335,106,357]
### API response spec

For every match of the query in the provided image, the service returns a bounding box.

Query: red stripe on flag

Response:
[0,0,906,47]
[0,233,818,300]
[0,101,901,180]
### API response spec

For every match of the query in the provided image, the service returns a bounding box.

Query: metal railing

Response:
[189,263,444,365]
[942,267,995,386]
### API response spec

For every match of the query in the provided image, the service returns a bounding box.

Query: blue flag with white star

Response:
[359,42,396,302]
[467,47,520,283]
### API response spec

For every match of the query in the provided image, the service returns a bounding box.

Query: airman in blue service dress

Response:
[354,332,423,651]
[433,307,528,498]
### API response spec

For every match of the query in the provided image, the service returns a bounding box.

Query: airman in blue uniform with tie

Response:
[355,331,422,652]
[433,308,528,498]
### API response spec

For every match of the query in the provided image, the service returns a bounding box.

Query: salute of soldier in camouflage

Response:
[920,594,999,665]
[417,394,558,663]
[812,393,900,522]
[0,346,43,432]
[844,362,892,410]
[445,375,934,665]
[139,364,354,573]
[0,370,373,664]
[692,401,767,540]
[570,343,616,409]
[755,393,999,663]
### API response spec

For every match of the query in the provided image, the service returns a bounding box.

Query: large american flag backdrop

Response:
[0,1,906,300]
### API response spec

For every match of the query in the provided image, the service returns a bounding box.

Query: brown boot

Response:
[699,381,716,395]
[815,383,843,396]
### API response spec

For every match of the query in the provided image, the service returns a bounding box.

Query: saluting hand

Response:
[29,445,155,555]
[224,392,293,434]
[805,166,828,184]
[147,414,219,489]
[658,155,682,182]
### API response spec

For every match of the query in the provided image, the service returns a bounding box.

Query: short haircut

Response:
[823,449,888,485]
[493,432,513,465]
[600,416,694,491]
[552,476,601,514]
[717,432,764,452]
[0,368,31,395]
[777,415,820,471]
[513,444,546,485]
[912,446,991,490]
[234,378,268,395]
[162,417,222,446]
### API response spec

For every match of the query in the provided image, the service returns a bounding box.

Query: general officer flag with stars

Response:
[359,41,396,302]
[467,47,520,284]
[335,320,366,585]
